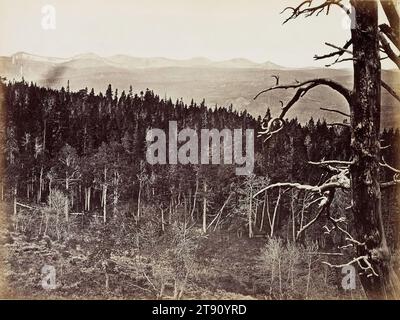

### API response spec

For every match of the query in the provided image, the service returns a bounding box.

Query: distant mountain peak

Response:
[10,52,68,64]
[71,52,103,60]
[262,61,285,69]
[9,51,286,70]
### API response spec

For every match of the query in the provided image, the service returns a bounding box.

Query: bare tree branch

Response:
[379,32,400,69]
[271,75,280,86]
[257,117,284,141]
[322,255,378,277]
[379,23,400,51]
[304,196,328,208]
[380,0,400,50]
[320,107,350,117]
[253,169,350,199]
[254,79,352,141]
[255,78,352,140]
[254,78,352,104]
[315,40,352,59]
[316,41,399,100]
[380,157,400,189]
[380,157,400,174]
[326,57,355,67]
[281,0,350,24]
[308,160,353,166]
[314,40,353,67]
[381,80,400,103]
[381,179,400,189]
[326,215,355,241]
[296,200,327,239]
[308,160,353,174]
[327,122,351,128]
[296,188,335,240]
[324,42,352,55]
[308,162,341,174]
[307,252,344,256]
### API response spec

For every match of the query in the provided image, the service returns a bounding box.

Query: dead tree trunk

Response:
[103,167,107,224]
[136,179,142,222]
[248,184,253,238]
[161,207,165,232]
[350,0,400,299]
[270,189,282,238]
[37,166,43,204]
[48,176,53,207]
[84,187,88,211]
[252,0,400,300]
[202,180,207,234]
[13,186,17,216]
[259,190,267,232]
[113,171,120,216]
[65,171,69,222]
[88,186,91,211]
[190,175,199,221]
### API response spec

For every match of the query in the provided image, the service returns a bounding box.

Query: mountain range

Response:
[7,52,286,70]
[1,52,399,127]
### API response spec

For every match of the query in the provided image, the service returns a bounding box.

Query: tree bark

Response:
[161,208,165,232]
[137,179,142,222]
[64,198,69,222]
[113,187,118,216]
[190,176,199,221]
[88,186,91,211]
[379,0,400,50]
[65,171,69,222]
[37,166,43,204]
[270,189,282,238]
[259,190,267,232]
[43,119,46,151]
[350,0,400,299]
[248,184,253,238]
[84,187,88,211]
[103,167,107,224]
[13,186,17,216]
[202,181,207,234]
[48,177,53,207]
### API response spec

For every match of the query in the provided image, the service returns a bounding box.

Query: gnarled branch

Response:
[253,168,350,198]
[379,23,400,51]
[254,78,352,140]
[254,78,352,105]
[327,122,351,128]
[281,0,350,25]
[315,40,353,67]
[379,0,400,50]
[322,255,378,277]
[320,107,350,117]
[381,80,400,103]
[379,32,400,69]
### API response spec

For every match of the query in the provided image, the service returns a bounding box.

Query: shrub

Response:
[259,238,341,299]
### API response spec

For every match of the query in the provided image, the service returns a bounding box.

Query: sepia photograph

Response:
[0,0,399,303]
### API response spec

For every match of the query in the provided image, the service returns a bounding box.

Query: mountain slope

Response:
[1,52,399,127]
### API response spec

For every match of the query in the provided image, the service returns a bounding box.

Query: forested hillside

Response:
[1,79,399,299]
[1,53,399,127]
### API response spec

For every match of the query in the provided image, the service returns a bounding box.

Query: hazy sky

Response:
[0,0,393,68]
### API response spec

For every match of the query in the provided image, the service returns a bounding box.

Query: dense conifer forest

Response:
[0,79,399,299]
